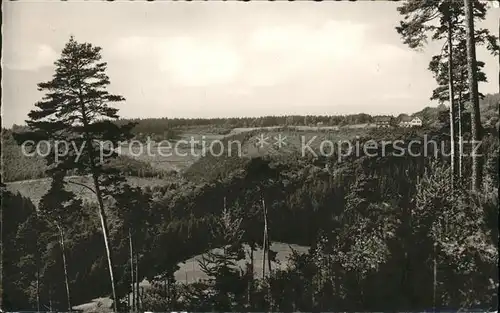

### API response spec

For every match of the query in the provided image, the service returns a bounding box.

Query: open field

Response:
[119,145,198,173]
[73,242,309,311]
[140,242,309,287]
[172,242,309,283]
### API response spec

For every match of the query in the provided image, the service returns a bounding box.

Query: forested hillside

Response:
[3,128,499,310]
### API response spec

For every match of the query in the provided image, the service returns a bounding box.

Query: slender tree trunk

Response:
[129,229,135,312]
[262,231,266,279]
[447,15,458,184]
[464,0,483,190]
[80,97,118,312]
[0,196,2,312]
[58,226,72,312]
[248,246,254,307]
[48,283,52,312]
[262,198,267,280]
[433,242,437,312]
[135,252,140,310]
[262,197,273,310]
[92,173,118,312]
[127,289,130,312]
[265,223,272,273]
[36,267,40,313]
[250,246,254,275]
[163,276,170,303]
[458,84,463,179]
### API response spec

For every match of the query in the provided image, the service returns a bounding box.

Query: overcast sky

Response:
[2,1,499,127]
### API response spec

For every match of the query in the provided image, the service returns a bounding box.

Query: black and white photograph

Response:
[1,0,499,312]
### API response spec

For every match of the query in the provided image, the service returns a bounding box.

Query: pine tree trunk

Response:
[265,220,272,274]
[92,173,118,312]
[163,276,170,303]
[464,0,483,190]
[266,232,273,309]
[248,246,254,307]
[458,84,463,179]
[0,197,2,312]
[129,229,135,312]
[80,96,118,312]
[48,283,52,312]
[127,289,130,311]
[262,234,266,279]
[135,252,140,310]
[447,15,458,184]
[36,267,40,313]
[250,246,254,275]
[262,198,267,280]
[58,226,72,312]
[262,197,272,310]
[433,242,437,311]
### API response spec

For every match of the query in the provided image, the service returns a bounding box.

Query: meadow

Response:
[74,242,310,312]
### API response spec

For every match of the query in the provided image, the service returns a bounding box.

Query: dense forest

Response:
[10,96,498,140]
[1,0,499,312]
[114,93,499,137]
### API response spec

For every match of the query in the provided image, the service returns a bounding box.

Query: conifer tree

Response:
[14,36,136,312]
[428,22,496,179]
[396,0,498,188]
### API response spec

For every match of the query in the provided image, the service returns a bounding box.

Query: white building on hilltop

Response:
[399,116,422,128]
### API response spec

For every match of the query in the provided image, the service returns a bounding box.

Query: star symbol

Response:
[255,133,270,148]
[273,134,287,148]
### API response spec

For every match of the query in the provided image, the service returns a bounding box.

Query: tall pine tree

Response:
[14,36,136,312]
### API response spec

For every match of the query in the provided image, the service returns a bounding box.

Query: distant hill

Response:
[412,92,499,127]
